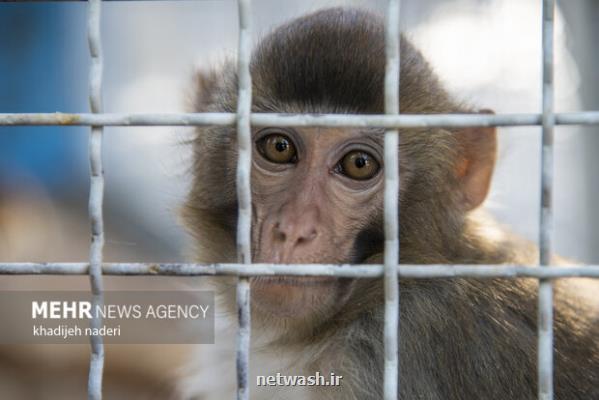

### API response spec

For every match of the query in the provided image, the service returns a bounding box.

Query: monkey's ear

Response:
[454,109,497,211]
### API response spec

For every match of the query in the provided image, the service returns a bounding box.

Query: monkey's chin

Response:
[250,276,351,320]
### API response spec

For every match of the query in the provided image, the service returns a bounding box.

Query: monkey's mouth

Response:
[251,276,338,287]
[249,276,355,317]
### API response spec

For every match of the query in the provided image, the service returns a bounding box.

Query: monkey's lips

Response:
[251,276,338,287]
[250,275,352,318]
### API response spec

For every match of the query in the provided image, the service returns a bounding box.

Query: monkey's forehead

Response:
[251,8,385,114]
[247,7,457,115]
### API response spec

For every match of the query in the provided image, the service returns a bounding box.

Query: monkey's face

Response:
[249,126,385,318]
[187,7,497,326]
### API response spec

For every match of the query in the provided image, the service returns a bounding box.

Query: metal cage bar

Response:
[235,0,253,399]
[383,0,401,399]
[538,0,555,399]
[87,0,106,399]
[1,111,599,127]
[1,263,599,278]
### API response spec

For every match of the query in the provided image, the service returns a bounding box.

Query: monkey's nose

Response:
[273,220,318,246]
[272,204,320,248]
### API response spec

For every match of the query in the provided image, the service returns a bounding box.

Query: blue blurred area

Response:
[0,4,88,194]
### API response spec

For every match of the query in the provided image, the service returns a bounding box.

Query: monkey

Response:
[181,7,599,400]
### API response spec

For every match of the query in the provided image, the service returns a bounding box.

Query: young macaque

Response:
[182,7,599,400]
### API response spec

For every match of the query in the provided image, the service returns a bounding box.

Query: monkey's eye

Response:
[256,134,297,164]
[337,151,380,180]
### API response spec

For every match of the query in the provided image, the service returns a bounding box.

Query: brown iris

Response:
[339,151,379,180]
[257,134,297,164]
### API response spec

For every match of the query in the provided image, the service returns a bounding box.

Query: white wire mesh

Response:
[0,0,593,399]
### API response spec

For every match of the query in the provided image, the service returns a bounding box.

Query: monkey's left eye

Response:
[337,151,380,180]
[256,134,297,164]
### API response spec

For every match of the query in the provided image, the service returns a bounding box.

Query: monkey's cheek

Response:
[250,277,344,319]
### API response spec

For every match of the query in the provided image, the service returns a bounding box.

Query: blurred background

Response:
[0,0,597,398]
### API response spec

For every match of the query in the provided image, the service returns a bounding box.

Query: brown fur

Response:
[183,8,599,399]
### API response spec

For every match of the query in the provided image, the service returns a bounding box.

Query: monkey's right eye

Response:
[256,134,297,164]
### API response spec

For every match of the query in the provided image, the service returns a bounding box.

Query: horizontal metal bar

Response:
[0,0,196,2]
[1,263,599,278]
[1,112,599,128]
[0,113,235,127]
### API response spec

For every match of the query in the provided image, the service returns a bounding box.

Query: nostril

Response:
[273,222,287,241]
[272,219,318,245]
[297,229,318,244]
[276,232,286,241]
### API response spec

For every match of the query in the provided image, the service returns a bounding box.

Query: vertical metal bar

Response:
[235,0,252,399]
[384,0,400,399]
[87,0,105,399]
[538,0,555,399]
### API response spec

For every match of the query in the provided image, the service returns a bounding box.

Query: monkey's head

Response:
[185,8,496,333]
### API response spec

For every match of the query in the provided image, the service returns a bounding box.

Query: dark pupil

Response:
[354,156,366,168]
[275,140,288,152]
